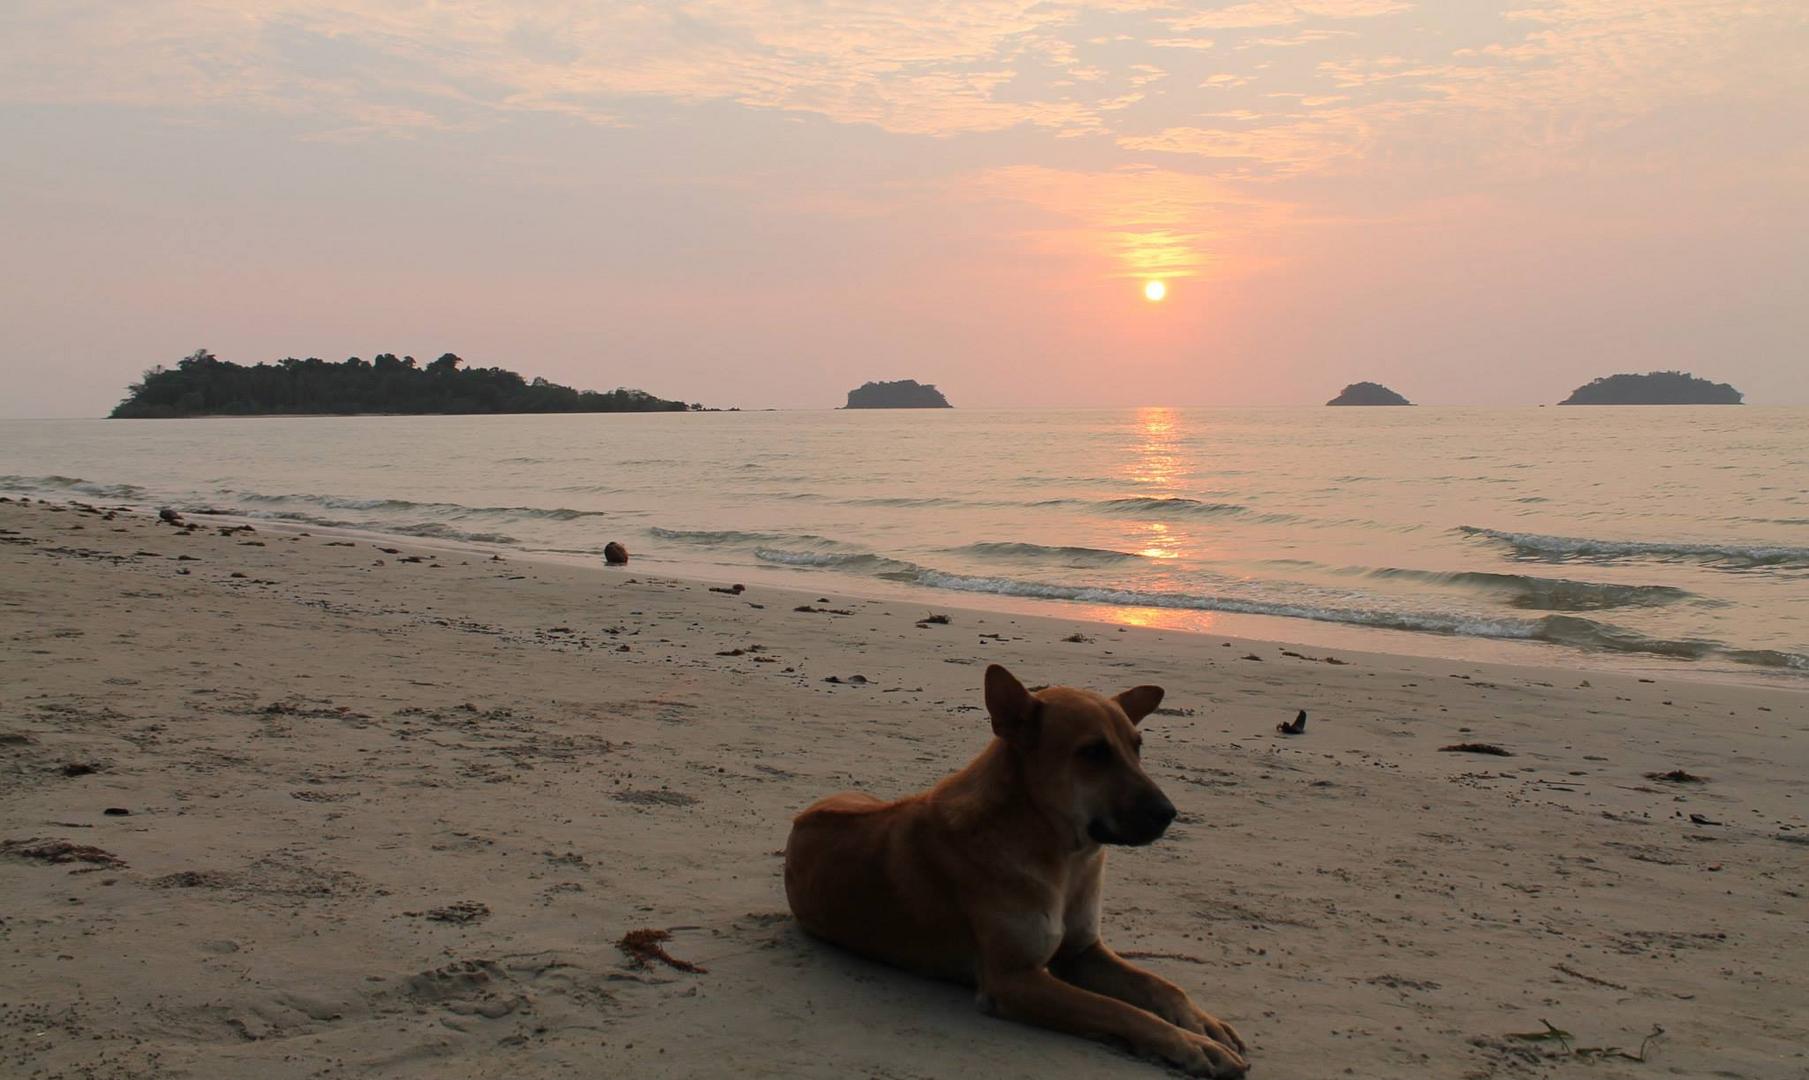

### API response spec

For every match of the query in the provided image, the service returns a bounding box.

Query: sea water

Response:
[4,407,1804,678]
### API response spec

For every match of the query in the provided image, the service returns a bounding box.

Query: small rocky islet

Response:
[1326,381,1412,406]
[1558,371,1743,405]
[842,380,953,409]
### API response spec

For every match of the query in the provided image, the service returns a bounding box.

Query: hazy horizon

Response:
[3,2,1806,417]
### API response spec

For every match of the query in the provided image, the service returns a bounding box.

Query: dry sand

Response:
[2,497,1805,1079]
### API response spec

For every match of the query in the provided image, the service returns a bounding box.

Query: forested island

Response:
[1327,381,1412,406]
[1558,371,1743,405]
[843,379,952,408]
[109,350,701,418]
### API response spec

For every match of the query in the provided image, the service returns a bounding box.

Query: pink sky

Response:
[1,1,1804,415]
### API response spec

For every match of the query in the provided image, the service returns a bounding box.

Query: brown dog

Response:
[785,664,1249,1076]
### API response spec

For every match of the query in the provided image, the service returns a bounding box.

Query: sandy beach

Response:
[2,495,1805,1079]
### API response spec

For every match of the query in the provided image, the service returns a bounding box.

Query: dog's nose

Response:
[1144,794,1177,830]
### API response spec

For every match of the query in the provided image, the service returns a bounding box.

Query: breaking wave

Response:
[753,548,922,577]
[1458,526,1809,569]
[1368,567,1697,611]
[249,511,521,545]
[906,571,1804,669]
[952,541,1145,566]
[730,544,1806,670]
[1095,497,1248,518]
[0,474,148,500]
[230,491,610,521]
[844,495,970,508]
[650,526,850,550]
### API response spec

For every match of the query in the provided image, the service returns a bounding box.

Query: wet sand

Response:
[2,497,1805,1079]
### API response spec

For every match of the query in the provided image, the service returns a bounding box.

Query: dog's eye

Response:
[1077,740,1112,764]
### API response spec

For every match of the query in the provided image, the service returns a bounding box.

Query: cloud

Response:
[2,0,1797,168]
[1239,29,1359,48]
[1115,0,1805,183]
[1164,0,1411,31]
[1,0,1800,292]
[967,163,1293,280]
[1118,117,1361,174]
[0,1,1166,138]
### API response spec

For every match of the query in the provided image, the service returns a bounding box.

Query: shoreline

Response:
[15,485,1802,689]
[5,406,1805,688]
[7,477,1801,687]
[2,495,1806,1078]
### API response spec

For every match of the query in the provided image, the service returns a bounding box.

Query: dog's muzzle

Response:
[1088,793,1177,846]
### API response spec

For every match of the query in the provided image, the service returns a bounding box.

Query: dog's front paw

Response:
[1185,1008,1247,1056]
[1161,1030,1248,1078]
[1147,992,1248,1055]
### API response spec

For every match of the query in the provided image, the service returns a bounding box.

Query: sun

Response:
[1143,280,1167,302]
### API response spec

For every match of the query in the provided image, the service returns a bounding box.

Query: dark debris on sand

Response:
[1645,769,1707,783]
[413,900,492,924]
[2,837,127,867]
[1440,743,1514,756]
[618,928,707,973]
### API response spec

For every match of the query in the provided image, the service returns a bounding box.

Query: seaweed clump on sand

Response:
[618,928,708,973]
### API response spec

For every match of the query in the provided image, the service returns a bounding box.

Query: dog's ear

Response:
[984,664,1036,742]
[1114,685,1164,725]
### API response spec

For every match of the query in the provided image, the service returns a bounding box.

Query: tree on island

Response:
[109,349,703,417]
[843,379,952,408]
[1327,381,1412,406]
[1558,371,1742,405]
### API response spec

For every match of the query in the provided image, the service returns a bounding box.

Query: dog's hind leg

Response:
[1051,942,1247,1054]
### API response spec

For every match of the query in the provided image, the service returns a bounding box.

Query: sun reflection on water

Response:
[1120,407,1196,562]
[1125,406,1179,488]
[1135,521,1180,560]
